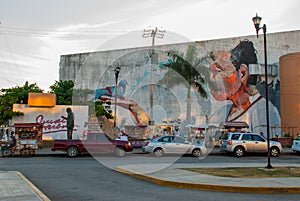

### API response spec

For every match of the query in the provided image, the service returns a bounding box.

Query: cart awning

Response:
[219,121,249,129]
[14,123,43,128]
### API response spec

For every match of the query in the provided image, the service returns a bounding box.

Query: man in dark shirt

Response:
[61,108,74,139]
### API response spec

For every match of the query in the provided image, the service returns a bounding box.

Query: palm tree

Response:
[159,44,208,124]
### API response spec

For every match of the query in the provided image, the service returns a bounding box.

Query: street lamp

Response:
[143,27,165,125]
[113,65,121,137]
[252,13,272,169]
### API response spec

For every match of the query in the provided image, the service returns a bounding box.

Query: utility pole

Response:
[142,27,165,125]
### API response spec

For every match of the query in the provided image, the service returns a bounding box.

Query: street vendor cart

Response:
[14,123,43,156]
[1,141,14,157]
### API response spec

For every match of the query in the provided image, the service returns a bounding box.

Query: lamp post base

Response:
[265,164,273,169]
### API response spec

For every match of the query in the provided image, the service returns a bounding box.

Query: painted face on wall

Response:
[209,50,248,101]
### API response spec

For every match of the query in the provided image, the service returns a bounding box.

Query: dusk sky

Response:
[0,0,299,91]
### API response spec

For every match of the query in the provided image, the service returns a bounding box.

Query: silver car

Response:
[142,135,207,157]
[220,132,282,157]
[291,134,300,153]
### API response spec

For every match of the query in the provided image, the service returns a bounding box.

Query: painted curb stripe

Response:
[115,167,300,194]
[16,171,51,201]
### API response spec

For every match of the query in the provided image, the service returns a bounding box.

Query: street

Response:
[0,149,300,201]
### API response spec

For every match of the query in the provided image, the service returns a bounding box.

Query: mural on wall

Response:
[71,38,283,136]
[94,79,150,126]
[88,48,203,130]
[205,40,281,135]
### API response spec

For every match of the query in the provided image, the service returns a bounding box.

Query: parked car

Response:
[291,134,300,153]
[51,132,133,157]
[220,132,282,157]
[142,135,207,157]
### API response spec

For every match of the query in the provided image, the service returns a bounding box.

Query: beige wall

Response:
[280,52,300,137]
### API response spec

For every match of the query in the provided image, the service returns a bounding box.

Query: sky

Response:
[0,0,299,91]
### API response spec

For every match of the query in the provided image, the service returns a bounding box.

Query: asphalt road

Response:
[1,151,300,201]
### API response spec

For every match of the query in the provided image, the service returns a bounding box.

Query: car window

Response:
[96,134,108,141]
[174,137,185,143]
[251,134,265,142]
[231,134,240,140]
[242,134,251,141]
[87,134,94,140]
[159,136,171,142]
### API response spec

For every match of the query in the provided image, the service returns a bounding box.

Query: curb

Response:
[115,167,300,194]
[16,171,51,201]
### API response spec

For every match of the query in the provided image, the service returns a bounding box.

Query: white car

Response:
[291,134,300,153]
[142,135,207,157]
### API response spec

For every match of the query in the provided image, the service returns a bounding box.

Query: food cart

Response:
[14,123,43,156]
[186,124,218,147]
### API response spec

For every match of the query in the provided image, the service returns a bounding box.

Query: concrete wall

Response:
[280,52,300,137]
[12,104,89,140]
[59,30,300,136]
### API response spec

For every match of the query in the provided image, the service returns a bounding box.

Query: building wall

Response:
[12,104,89,140]
[59,30,300,136]
[280,52,300,137]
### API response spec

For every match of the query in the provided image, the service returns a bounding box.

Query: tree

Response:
[0,81,43,125]
[94,101,113,120]
[49,80,74,105]
[159,44,208,124]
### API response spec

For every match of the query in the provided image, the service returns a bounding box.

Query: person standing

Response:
[61,108,75,139]
[173,127,180,137]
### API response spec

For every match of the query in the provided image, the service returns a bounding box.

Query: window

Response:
[242,134,251,141]
[96,134,108,141]
[231,134,240,140]
[174,137,185,143]
[87,134,94,140]
[159,136,171,142]
[251,134,265,142]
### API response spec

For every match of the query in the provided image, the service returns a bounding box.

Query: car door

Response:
[241,134,255,152]
[85,133,114,153]
[172,136,191,154]
[251,134,267,152]
[158,136,173,154]
[94,134,115,153]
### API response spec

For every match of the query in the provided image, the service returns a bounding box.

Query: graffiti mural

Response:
[206,40,281,135]
[64,31,296,137]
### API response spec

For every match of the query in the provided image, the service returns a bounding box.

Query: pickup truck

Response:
[51,132,133,157]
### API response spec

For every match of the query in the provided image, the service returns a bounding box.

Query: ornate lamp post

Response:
[113,65,121,137]
[252,13,272,169]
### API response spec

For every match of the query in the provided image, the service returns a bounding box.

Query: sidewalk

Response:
[116,162,300,194]
[0,171,50,201]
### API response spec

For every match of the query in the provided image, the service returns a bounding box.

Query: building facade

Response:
[59,30,300,137]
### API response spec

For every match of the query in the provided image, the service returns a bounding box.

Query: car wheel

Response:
[192,148,202,157]
[154,148,164,157]
[115,147,126,157]
[233,146,245,157]
[270,147,280,157]
[67,146,79,157]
